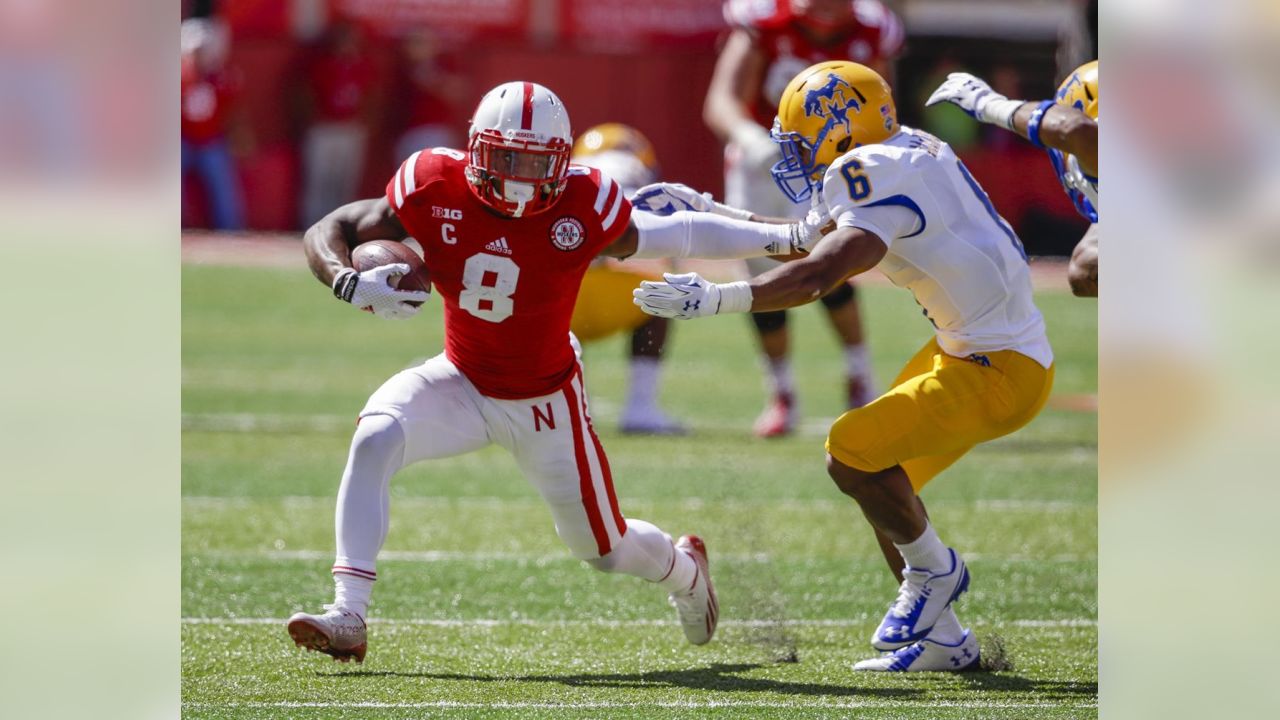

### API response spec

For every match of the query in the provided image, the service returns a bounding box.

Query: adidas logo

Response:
[484,237,512,255]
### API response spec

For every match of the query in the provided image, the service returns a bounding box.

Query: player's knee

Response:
[751,310,787,333]
[826,453,875,498]
[819,281,855,310]
[583,550,622,574]
[351,414,405,463]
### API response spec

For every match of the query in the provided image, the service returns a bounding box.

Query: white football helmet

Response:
[466,81,572,217]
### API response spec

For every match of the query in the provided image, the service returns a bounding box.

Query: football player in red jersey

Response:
[705,0,905,436]
[287,81,820,663]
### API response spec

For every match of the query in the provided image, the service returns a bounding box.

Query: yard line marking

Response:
[182,617,1096,629]
[184,700,1097,710]
[191,548,1094,564]
[183,495,1095,511]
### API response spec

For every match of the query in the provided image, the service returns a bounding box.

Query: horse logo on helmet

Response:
[803,72,869,134]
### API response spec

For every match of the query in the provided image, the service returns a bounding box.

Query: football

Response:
[350,240,431,306]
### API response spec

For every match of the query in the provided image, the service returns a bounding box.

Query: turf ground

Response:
[182,254,1097,718]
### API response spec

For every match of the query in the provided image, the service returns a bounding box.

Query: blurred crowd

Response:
[180,0,1096,255]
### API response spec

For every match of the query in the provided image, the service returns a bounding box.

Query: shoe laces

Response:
[888,569,931,618]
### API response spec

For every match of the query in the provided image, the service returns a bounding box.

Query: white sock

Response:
[331,414,404,617]
[764,357,795,396]
[927,606,966,645]
[894,521,950,572]
[586,519,697,594]
[843,343,872,381]
[623,357,662,416]
[332,567,374,619]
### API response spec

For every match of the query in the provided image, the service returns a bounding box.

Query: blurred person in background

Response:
[571,124,686,435]
[392,29,467,165]
[928,61,1099,296]
[704,0,903,438]
[300,22,377,228]
[180,16,247,230]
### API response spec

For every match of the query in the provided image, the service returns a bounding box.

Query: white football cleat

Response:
[619,406,687,435]
[286,604,368,663]
[871,548,970,650]
[668,535,718,645]
[854,630,981,672]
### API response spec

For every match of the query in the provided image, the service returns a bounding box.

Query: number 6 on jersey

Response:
[460,252,520,322]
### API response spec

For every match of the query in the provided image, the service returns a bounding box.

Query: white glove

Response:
[632,272,753,320]
[730,120,782,171]
[925,72,1027,130]
[332,263,430,320]
[791,206,830,254]
[630,182,754,221]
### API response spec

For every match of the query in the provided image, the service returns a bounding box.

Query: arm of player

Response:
[703,28,778,169]
[631,227,887,319]
[926,72,1097,176]
[599,209,821,262]
[303,197,429,318]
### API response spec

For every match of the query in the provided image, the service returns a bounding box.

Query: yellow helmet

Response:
[572,123,660,195]
[1055,60,1098,120]
[771,61,898,203]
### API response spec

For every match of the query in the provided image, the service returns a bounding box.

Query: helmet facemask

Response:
[467,129,571,218]
[770,118,847,203]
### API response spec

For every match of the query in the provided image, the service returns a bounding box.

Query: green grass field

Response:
[182,259,1097,718]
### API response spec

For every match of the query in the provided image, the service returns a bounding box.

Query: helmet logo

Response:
[550,217,586,251]
[803,73,868,135]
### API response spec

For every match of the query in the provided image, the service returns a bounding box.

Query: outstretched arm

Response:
[600,210,818,262]
[927,73,1097,176]
[632,227,887,320]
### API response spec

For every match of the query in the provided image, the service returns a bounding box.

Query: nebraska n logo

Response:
[803,73,868,135]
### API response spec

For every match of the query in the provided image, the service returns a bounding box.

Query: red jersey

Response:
[181,57,240,144]
[724,0,905,127]
[385,148,633,399]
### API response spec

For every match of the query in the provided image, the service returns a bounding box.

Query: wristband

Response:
[332,268,358,302]
[716,281,754,314]
[1026,100,1056,149]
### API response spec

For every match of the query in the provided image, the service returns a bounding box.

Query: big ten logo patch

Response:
[550,217,586,251]
[432,206,463,220]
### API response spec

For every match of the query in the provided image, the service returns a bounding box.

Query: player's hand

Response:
[790,206,830,254]
[630,183,715,215]
[632,272,753,320]
[633,272,720,319]
[334,264,430,319]
[730,120,782,171]
[925,73,1024,129]
[631,183,755,221]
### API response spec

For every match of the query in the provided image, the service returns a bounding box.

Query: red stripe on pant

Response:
[576,367,627,536]
[564,376,612,556]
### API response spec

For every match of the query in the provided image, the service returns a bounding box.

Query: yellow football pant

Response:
[570,266,654,342]
[826,338,1055,491]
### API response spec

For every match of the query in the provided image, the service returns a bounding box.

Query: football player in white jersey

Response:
[632,61,1056,672]
[926,61,1099,297]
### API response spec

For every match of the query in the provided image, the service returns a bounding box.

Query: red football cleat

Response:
[753,392,796,438]
[669,535,718,645]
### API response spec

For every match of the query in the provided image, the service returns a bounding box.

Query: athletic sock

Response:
[894,521,951,572]
[764,357,795,397]
[589,519,697,593]
[332,565,374,619]
[927,606,966,645]
[843,343,871,381]
[624,357,662,416]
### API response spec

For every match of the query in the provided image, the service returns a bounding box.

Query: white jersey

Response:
[820,126,1053,368]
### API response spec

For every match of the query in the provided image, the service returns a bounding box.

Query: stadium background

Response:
[181,0,1097,256]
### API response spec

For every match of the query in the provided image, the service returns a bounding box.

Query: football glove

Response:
[630,182,753,220]
[332,264,430,320]
[730,120,783,171]
[632,272,752,320]
[925,73,1027,130]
